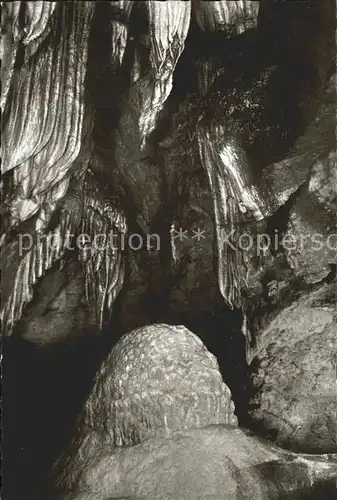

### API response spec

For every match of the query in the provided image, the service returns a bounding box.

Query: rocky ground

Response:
[1,2,336,499]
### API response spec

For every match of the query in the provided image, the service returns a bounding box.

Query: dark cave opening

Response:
[2,334,106,500]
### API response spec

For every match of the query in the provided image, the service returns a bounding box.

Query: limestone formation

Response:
[249,284,337,454]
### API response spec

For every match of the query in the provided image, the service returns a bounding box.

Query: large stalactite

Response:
[2,2,94,229]
[135,0,192,144]
[198,126,264,310]
[78,179,126,330]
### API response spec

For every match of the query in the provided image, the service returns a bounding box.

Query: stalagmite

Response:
[137,0,191,145]
[52,325,337,500]
[52,324,237,494]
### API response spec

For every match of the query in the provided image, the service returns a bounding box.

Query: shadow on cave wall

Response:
[2,334,105,500]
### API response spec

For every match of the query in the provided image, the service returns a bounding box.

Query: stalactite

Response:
[0,1,22,112]
[0,195,82,336]
[197,57,223,97]
[23,2,57,46]
[194,0,259,34]
[193,0,260,96]
[78,182,126,330]
[2,2,94,229]
[136,0,191,146]
[197,125,264,310]
[110,1,134,67]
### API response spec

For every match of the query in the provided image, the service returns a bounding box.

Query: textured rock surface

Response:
[283,182,336,285]
[309,151,337,212]
[52,324,237,489]
[276,77,336,287]
[242,71,336,453]
[249,284,337,453]
[194,1,259,34]
[14,259,95,345]
[52,324,337,500]
[2,2,94,229]
[53,426,337,500]
[83,324,237,442]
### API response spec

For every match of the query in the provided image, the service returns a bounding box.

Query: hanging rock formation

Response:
[194,0,259,34]
[2,2,94,229]
[1,0,266,339]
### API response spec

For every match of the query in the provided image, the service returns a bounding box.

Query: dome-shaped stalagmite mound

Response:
[52,323,237,492]
[83,323,238,446]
